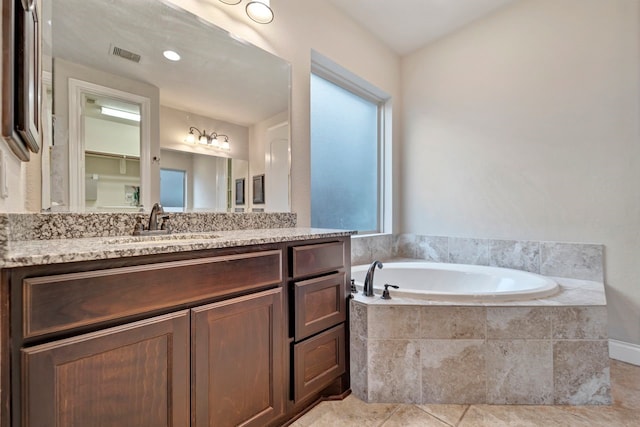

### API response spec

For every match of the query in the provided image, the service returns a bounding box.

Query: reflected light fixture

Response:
[186,127,231,150]
[163,50,181,61]
[100,106,140,122]
[219,0,274,24]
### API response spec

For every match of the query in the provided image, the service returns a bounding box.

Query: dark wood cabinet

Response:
[22,311,190,427]
[1,236,351,427]
[191,288,283,427]
[288,239,350,406]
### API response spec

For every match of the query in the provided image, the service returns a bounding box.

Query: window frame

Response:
[310,53,390,235]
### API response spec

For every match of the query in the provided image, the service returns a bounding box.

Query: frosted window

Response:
[160,168,186,212]
[311,74,379,232]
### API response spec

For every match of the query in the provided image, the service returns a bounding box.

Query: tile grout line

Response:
[377,404,402,427]
[455,404,471,426]
[411,404,463,427]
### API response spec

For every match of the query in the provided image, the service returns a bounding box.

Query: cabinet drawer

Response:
[292,324,345,402]
[291,241,344,279]
[22,250,282,339]
[294,272,346,341]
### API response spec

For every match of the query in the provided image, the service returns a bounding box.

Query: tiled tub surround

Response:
[352,234,604,282]
[350,234,610,405]
[350,291,611,405]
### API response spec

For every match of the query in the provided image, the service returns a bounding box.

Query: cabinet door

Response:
[22,311,190,427]
[192,288,283,427]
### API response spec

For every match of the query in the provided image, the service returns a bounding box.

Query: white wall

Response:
[168,0,401,227]
[402,0,640,346]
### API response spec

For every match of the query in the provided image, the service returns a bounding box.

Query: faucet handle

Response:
[350,279,358,294]
[381,284,399,300]
[160,215,171,232]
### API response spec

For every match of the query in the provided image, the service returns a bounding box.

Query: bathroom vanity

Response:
[0,225,352,427]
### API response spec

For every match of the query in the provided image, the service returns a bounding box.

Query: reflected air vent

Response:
[110,45,141,63]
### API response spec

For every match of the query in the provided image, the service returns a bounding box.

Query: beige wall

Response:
[401,0,640,346]
[168,0,401,227]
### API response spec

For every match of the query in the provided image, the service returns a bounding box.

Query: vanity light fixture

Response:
[100,106,141,122]
[219,0,274,24]
[186,127,231,150]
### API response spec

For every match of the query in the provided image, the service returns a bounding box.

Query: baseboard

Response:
[609,339,640,366]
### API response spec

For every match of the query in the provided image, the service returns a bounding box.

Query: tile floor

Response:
[291,359,639,426]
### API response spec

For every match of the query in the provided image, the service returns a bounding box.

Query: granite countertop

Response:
[2,228,354,268]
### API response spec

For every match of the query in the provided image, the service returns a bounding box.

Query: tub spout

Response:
[363,260,383,297]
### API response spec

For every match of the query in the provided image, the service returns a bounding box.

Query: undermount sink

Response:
[102,232,221,245]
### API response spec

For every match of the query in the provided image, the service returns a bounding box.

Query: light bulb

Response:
[246,0,273,24]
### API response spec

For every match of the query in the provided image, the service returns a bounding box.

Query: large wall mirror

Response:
[43,0,291,212]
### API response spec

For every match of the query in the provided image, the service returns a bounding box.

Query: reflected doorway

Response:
[68,78,151,211]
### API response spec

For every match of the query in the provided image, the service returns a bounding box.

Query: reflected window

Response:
[310,73,384,233]
[160,168,186,212]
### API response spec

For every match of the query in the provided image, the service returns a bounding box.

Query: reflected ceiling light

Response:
[186,127,231,151]
[100,106,140,122]
[163,50,181,61]
[219,0,274,24]
[246,0,274,24]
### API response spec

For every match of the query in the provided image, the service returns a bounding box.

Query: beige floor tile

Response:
[291,395,398,427]
[458,405,592,426]
[381,405,451,426]
[610,360,640,410]
[560,405,639,427]
[416,404,469,425]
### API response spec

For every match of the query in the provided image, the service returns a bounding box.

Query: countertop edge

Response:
[1,228,355,268]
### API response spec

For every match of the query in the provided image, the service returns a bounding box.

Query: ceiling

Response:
[329,0,519,55]
[48,0,290,127]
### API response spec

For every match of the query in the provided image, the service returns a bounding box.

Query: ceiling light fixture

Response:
[163,50,181,61]
[219,0,274,24]
[100,107,140,122]
[186,127,231,150]
[246,0,274,24]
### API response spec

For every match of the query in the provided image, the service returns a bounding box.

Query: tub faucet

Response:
[363,260,383,297]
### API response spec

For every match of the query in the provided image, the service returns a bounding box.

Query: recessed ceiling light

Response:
[163,50,181,61]
[100,107,141,122]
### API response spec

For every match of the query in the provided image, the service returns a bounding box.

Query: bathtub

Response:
[351,261,559,302]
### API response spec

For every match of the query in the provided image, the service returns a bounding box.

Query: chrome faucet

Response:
[148,203,165,231]
[363,260,383,297]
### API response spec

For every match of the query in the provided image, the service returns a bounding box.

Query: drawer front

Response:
[23,250,282,339]
[291,241,344,279]
[294,272,346,341]
[293,324,345,402]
